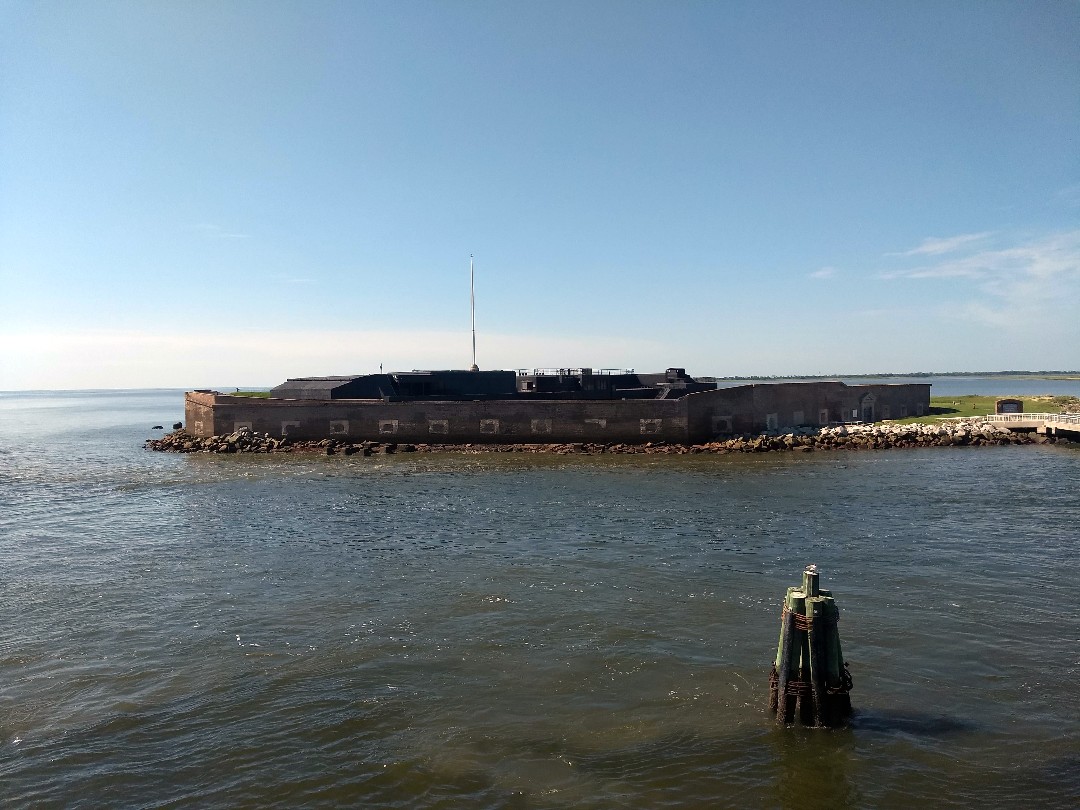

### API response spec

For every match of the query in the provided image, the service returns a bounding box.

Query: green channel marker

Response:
[768,565,853,727]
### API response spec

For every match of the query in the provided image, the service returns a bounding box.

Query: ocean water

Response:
[718,375,1080,399]
[1,390,1078,808]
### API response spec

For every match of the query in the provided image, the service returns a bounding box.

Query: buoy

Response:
[768,565,853,727]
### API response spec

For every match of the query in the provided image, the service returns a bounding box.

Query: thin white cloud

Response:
[888,232,992,257]
[885,229,1080,281]
[881,229,1080,332]
[809,267,836,280]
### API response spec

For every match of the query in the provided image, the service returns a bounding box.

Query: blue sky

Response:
[2,1,1078,389]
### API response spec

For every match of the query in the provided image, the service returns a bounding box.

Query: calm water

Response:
[1,390,1078,808]
[719,375,1080,398]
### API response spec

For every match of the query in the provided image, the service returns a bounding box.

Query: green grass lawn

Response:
[892,395,1079,424]
[230,391,271,398]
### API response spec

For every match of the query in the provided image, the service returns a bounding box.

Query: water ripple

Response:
[2,392,1079,807]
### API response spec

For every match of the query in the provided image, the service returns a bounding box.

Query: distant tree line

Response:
[714,371,1079,380]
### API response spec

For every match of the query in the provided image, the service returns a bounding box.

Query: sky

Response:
[1,1,1078,390]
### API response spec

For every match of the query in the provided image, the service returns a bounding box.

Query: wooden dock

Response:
[977,412,1080,439]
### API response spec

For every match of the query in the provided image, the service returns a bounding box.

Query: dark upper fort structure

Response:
[185,367,931,445]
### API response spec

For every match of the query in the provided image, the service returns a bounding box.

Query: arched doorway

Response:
[859,393,876,422]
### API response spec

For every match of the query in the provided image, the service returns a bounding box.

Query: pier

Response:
[977,412,1080,439]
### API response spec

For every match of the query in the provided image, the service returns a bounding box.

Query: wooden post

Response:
[821,598,840,726]
[772,589,796,724]
[803,565,819,598]
[790,589,813,725]
[807,597,827,727]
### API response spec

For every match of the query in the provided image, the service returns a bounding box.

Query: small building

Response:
[269,375,393,400]
[515,367,715,400]
[995,398,1023,414]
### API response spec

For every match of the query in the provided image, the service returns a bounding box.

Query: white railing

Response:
[517,368,634,377]
[979,412,1080,426]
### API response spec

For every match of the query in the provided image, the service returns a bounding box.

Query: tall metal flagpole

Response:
[469,254,478,371]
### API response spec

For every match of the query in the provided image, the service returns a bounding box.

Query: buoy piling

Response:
[768,565,852,727]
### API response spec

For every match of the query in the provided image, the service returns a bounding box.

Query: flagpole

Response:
[470,254,478,371]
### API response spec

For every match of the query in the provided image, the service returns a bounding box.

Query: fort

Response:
[184,367,931,445]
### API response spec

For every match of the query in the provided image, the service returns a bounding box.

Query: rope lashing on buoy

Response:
[767,565,853,728]
[780,605,838,632]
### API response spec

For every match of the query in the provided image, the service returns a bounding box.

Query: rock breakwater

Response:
[145,421,1058,456]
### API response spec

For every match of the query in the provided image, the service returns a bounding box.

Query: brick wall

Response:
[185,382,932,444]
[684,382,931,436]
[185,393,690,444]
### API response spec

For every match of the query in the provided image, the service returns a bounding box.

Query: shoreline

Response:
[145,420,1067,456]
